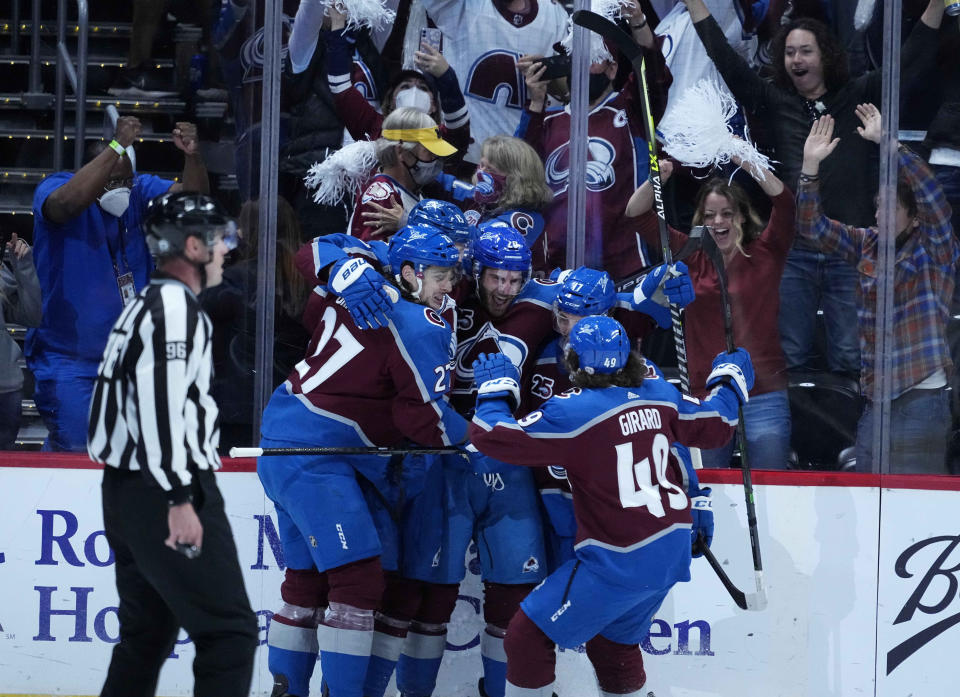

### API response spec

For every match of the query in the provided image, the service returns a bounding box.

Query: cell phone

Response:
[420,27,443,53]
[538,54,572,81]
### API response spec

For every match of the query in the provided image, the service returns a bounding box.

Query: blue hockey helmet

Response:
[387,223,460,277]
[407,199,475,245]
[555,266,616,316]
[565,316,630,375]
[467,221,532,281]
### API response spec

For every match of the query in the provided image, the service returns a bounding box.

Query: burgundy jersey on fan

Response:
[522,89,653,281]
[349,173,419,241]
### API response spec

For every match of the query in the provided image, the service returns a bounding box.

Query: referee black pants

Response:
[100,468,258,697]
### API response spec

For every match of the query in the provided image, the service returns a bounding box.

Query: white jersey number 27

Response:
[296,306,364,393]
[615,434,687,517]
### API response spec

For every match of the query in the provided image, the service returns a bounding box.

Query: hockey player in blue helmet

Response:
[468,316,754,697]
[406,199,476,249]
[466,221,533,319]
[387,223,462,310]
[261,224,467,697]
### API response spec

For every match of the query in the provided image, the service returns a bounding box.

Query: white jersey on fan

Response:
[655,0,757,134]
[420,0,569,164]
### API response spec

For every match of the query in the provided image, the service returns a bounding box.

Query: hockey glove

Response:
[473,352,521,410]
[690,486,714,558]
[663,262,695,309]
[630,263,673,329]
[706,348,755,405]
[327,257,394,330]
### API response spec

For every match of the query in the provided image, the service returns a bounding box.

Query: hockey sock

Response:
[503,610,556,697]
[320,558,385,697]
[396,620,448,697]
[586,634,646,696]
[483,583,536,697]
[363,573,424,697]
[267,603,323,697]
[395,582,459,697]
[363,613,409,697]
[318,602,375,697]
[268,568,329,696]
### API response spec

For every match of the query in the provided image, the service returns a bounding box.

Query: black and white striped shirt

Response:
[88,274,221,505]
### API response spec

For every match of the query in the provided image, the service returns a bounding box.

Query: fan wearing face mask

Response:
[516,1,673,282]
[348,107,458,241]
[323,4,470,172]
[26,115,210,452]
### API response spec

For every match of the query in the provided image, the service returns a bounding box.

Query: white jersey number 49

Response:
[615,434,687,517]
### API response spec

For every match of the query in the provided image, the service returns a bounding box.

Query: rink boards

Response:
[0,455,957,697]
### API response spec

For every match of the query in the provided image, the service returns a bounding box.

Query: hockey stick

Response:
[572,10,690,394]
[615,226,711,293]
[230,446,463,458]
[698,544,767,611]
[698,230,767,611]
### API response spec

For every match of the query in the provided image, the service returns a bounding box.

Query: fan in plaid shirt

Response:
[796,106,959,473]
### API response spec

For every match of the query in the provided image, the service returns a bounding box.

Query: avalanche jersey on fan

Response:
[470,377,740,587]
[420,0,569,163]
[449,278,560,414]
[349,173,420,241]
[525,91,652,280]
[655,0,756,136]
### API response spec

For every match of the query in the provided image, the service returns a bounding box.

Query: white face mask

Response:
[394,86,433,113]
[407,156,444,187]
[98,187,131,218]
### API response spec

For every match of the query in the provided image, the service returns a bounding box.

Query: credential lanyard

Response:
[106,218,137,307]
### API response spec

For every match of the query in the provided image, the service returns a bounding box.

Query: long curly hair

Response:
[770,18,849,94]
[691,179,766,257]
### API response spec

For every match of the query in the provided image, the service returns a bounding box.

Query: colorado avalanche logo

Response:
[455,323,529,383]
[509,211,536,237]
[466,50,525,108]
[241,15,293,77]
[351,56,380,106]
[544,137,617,195]
[362,181,394,203]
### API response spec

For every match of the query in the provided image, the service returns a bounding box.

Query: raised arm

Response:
[169,122,209,195]
[42,116,140,224]
[681,0,773,113]
[795,115,864,260]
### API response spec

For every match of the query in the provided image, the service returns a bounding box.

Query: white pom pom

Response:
[304,140,379,206]
[659,79,772,180]
[327,0,397,33]
[560,0,632,64]
[854,0,877,31]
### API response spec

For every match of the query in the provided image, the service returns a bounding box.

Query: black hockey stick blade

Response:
[700,544,765,611]
[572,10,643,66]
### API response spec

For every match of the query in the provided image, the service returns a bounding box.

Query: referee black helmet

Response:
[143,191,238,258]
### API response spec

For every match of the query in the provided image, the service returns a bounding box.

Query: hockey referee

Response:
[87,191,257,697]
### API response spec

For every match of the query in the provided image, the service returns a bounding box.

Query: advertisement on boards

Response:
[0,461,957,696]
